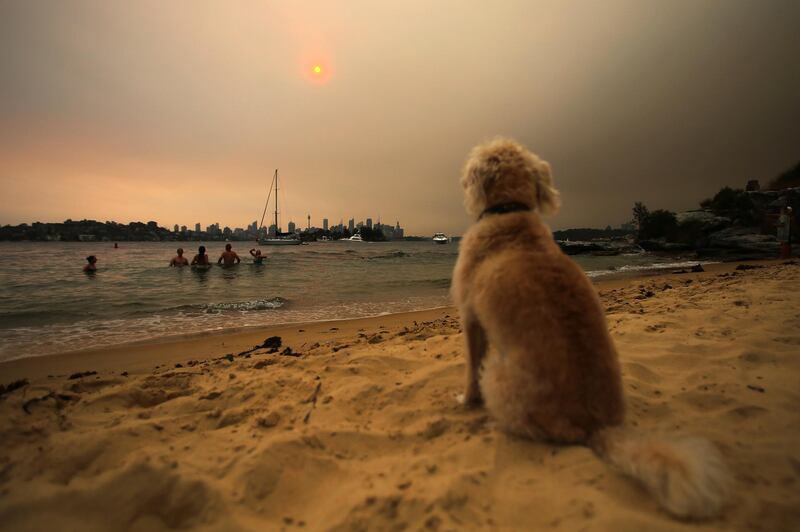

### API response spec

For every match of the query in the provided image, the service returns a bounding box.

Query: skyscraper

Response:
[348,218,354,233]
[366,218,372,229]
[195,223,201,233]
[323,218,329,231]
[288,221,296,233]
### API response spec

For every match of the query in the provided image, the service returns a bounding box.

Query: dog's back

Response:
[454,210,625,442]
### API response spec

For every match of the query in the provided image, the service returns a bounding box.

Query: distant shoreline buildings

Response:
[0,216,407,242]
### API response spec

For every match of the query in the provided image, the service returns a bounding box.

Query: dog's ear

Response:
[534,160,560,215]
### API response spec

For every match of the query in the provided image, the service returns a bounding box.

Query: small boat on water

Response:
[432,232,449,244]
[258,169,301,246]
[347,232,364,242]
[260,236,301,246]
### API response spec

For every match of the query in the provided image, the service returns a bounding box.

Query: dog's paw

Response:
[457,393,483,409]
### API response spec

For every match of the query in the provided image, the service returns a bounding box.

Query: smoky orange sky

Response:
[1,0,798,235]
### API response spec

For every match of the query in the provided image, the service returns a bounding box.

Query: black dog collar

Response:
[479,202,531,220]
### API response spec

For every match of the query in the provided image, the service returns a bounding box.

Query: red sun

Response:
[304,60,332,85]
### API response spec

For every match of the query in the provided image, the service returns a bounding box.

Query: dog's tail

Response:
[589,426,730,519]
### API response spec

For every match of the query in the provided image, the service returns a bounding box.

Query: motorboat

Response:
[432,232,448,244]
[348,232,364,242]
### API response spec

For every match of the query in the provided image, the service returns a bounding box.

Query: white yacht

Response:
[432,232,448,244]
[348,232,364,242]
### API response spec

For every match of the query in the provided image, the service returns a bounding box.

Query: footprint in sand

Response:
[621,361,662,385]
[725,405,768,420]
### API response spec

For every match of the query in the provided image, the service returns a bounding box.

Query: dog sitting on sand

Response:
[452,138,729,519]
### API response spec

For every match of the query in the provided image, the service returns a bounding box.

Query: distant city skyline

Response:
[159,215,408,237]
[161,215,407,234]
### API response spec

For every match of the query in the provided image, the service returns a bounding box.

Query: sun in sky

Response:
[305,60,332,84]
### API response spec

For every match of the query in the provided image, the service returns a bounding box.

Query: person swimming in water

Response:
[191,245,210,266]
[218,243,241,267]
[170,248,189,267]
[249,248,265,264]
[83,255,97,272]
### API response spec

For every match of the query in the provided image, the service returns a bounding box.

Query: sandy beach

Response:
[1,260,798,531]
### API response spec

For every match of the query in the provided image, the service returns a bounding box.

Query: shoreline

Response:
[0,258,785,383]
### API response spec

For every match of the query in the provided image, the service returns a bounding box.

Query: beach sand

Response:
[1,261,798,531]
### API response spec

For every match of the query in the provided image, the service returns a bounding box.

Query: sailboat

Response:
[258,169,302,246]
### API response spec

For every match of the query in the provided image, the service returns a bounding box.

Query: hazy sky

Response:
[1,0,798,235]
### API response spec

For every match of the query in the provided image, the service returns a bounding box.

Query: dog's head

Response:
[460,137,560,220]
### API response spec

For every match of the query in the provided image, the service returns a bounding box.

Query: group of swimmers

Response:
[83,244,265,273]
[169,244,264,267]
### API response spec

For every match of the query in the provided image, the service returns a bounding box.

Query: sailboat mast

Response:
[259,169,277,236]
[274,169,279,233]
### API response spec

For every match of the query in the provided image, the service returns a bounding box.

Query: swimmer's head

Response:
[177,248,184,255]
[199,245,206,255]
[225,244,232,251]
[86,255,97,264]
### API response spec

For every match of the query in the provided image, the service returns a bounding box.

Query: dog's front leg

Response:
[462,313,487,407]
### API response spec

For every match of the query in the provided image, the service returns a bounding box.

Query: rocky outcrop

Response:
[707,227,779,250]
[556,188,796,258]
[748,187,799,209]
[676,210,731,231]
[697,227,780,260]
[637,240,694,252]
[557,237,641,256]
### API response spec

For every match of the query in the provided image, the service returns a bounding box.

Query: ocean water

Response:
[0,241,702,362]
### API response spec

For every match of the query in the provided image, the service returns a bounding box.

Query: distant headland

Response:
[0,219,410,243]
[556,162,799,260]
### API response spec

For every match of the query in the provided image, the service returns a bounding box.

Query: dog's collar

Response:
[479,202,531,220]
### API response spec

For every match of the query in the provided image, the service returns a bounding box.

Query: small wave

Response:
[585,260,715,278]
[419,278,451,288]
[382,277,451,289]
[201,297,287,313]
[0,308,87,328]
[368,251,411,260]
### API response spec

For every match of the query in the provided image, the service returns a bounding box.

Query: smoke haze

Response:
[1,0,798,234]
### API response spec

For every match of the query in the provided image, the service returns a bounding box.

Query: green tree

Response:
[640,209,678,240]
[700,187,757,226]
[632,202,650,237]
